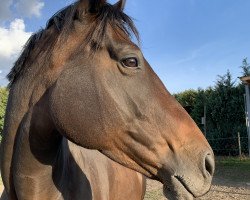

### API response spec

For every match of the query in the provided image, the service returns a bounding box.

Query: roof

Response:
[240,76,250,85]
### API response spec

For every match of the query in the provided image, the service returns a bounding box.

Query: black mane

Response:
[7,1,139,88]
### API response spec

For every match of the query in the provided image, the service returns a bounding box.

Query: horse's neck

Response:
[1,83,65,199]
[1,83,39,196]
[1,62,50,185]
[17,91,66,198]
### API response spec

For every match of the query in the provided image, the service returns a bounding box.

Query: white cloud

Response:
[0,19,32,58]
[0,56,12,85]
[16,0,45,18]
[0,1,45,86]
[0,19,32,86]
[0,0,45,23]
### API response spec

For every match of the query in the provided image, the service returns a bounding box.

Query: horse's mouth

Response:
[163,175,195,200]
[175,175,196,196]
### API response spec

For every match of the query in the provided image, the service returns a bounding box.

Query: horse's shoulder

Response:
[67,141,146,200]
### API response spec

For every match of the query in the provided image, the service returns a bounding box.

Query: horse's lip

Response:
[173,175,195,197]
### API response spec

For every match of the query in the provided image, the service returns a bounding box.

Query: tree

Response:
[174,70,247,155]
[207,71,244,138]
[190,88,211,129]
[173,89,198,114]
[240,57,250,77]
[0,87,8,140]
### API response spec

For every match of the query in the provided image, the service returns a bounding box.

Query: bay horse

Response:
[0,0,215,199]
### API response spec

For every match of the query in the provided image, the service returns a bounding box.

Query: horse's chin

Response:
[163,176,194,200]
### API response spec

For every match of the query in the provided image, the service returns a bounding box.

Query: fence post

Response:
[238,132,242,157]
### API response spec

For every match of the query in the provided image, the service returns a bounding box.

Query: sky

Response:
[0,0,250,93]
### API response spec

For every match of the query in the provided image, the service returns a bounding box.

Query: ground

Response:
[144,157,250,200]
[0,157,249,199]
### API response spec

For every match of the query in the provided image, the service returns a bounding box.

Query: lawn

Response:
[214,156,250,184]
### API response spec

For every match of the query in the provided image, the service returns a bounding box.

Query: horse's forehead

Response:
[105,24,138,50]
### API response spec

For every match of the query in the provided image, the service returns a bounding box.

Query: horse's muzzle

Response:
[159,150,215,200]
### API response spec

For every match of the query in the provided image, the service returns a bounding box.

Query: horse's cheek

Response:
[48,66,105,147]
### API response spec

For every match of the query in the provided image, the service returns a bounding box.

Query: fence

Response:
[207,133,248,156]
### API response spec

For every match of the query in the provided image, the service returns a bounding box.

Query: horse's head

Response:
[47,0,214,199]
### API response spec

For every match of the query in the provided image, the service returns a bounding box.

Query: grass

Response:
[214,156,250,184]
[216,156,250,165]
[216,156,250,171]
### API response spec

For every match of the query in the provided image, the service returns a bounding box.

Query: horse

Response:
[0,0,215,199]
[1,2,147,200]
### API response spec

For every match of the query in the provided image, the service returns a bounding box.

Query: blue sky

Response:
[0,0,250,93]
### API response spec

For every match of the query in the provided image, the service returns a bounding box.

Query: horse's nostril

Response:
[204,153,215,177]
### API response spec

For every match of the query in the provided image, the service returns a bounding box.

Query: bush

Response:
[0,87,8,140]
[174,71,248,155]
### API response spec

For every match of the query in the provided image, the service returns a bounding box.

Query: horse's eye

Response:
[122,57,138,68]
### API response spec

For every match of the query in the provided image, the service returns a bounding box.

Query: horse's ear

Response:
[114,0,126,11]
[78,0,107,14]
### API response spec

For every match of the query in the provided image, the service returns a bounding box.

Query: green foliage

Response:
[174,68,248,155]
[0,87,8,140]
[174,89,198,108]
[217,156,250,166]
[207,71,244,137]
[240,57,250,77]
[173,89,198,114]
